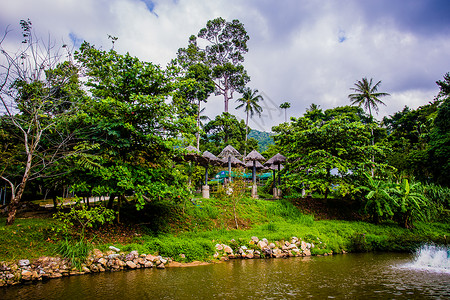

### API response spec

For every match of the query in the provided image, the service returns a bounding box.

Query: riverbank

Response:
[0,234,333,287]
[0,197,449,287]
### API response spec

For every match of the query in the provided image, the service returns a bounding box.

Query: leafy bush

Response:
[53,199,116,239]
[54,238,92,269]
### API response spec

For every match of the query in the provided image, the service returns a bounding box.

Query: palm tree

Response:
[280,102,291,122]
[349,78,390,176]
[235,87,263,155]
[348,77,390,120]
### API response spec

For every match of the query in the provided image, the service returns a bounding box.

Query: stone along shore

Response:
[0,236,333,287]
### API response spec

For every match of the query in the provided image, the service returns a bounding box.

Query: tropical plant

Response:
[348,78,390,119]
[349,77,390,176]
[358,174,396,224]
[236,87,263,155]
[280,102,291,122]
[390,178,429,229]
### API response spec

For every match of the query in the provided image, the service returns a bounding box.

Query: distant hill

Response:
[248,130,274,152]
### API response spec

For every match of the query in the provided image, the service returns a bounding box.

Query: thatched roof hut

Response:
[218,145,242,159]
[264,153,286,166]
[244,150,265,162]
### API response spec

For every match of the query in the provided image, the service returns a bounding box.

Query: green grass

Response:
[0,218,57,261]
[1,197,449,263]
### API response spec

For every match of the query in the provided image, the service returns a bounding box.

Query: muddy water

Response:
[1,252,449,299]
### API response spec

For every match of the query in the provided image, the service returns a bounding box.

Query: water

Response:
[1,251,449,299]
[402,244,450,274]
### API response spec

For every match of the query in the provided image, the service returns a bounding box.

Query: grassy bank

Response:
[1,197,449,263]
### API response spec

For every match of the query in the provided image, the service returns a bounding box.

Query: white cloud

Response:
[1,0,449,132]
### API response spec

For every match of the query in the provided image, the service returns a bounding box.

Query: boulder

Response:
[251,236,259,243]
[223,245,233,254]
[126,261,137,269]
[156,263,165,269]
[109,246,120,252]
[215,244,223,251]
[97,258,107,267]
[257,241,268,250]
[18,259,30,267]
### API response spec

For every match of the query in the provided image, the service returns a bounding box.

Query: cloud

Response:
[1,0,449,131]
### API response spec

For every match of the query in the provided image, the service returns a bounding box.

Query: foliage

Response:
[201,112,258,155]
[53,200,116,239]
[348,77,390,119]
[189,17,250,112]
[248,130,274,153]
[358,174,434,228]
[70,42,195,209]
[273,111,391,199]
[428,94,450,187]
[54,238,92,270]
[0,20,84,225]
[235,87,263,155]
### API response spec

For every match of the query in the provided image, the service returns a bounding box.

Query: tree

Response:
[194,17,250,112]
[280,102,291,122]
[201,112,258,155]
[348,78,390,119]
[428,83,450,186]
[235,87,263,156]
[72,41,196,212]
[0,20,83,225]
[273,112,389,199]
[175,39,215,150]
[349,77,390,176]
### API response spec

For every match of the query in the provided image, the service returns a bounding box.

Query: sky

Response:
[1,0,450,131]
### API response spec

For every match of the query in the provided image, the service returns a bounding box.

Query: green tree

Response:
[72,41,195,212]
[194,17,250,112]
[349,77,390,176]
[201,112,257,155]
[235,87,263,155]
[280,102,291,122]
[273,112,389,199]
[175,39,215,150]
[0,20,83,225]
[428,92,450,186]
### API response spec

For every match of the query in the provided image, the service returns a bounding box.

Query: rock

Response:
[213,252,220,259]
[288,243,298,250]
[137,258,146,265]
[262,238,268,244]
[18,259,30,267]
[257,241,268,250]
[179,254,186,259]
[303,249,311,256]
[92,249,104,260]
[50,273,62,278]
[159,257,168,264]
[156,263,165,269]
[97,258,107,266]
[301,241,307,251]
[126,261,137,269]
[223,245,233,254]
[109,246,120,252]
[306,243,311,249]
[90,264,98,272]
[144,262,153,268]
[215,244,223,251]
[108,254,120,259]
[21,270,32,281]
[82,266,91,273]
[125,253,135,261]
[291,237,299,243]
[268,243,276,249]
[145,254,156,262]
[251,236,259,243]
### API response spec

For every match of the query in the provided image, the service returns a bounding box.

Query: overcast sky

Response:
[1,0,450,131]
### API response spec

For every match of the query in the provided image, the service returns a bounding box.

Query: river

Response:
[1,251,449,299]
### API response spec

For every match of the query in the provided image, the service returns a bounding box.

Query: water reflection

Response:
[1,253,449,299]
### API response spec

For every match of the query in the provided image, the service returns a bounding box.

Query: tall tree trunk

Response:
[107,194,116,209]
[6,151,33,225]
[244,110,249,157]
[196,99,201,151]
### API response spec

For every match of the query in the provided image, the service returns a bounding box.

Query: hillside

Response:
[249,130,274,152]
